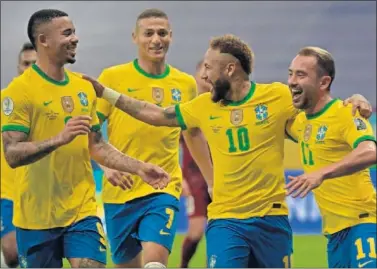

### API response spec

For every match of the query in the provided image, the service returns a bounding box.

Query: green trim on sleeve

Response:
[1,124,30,134]
[96,111,107,123]
[353,135,376,148]
[91,124,101,132]
[285,129,298,143]
[174,104,187,130]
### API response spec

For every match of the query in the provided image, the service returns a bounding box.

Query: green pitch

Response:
[63,234,328,267]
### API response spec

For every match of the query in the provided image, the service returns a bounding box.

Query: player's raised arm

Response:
[88,128,170,190]
[82,75,180,127]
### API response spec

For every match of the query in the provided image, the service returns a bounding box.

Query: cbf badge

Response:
[303,124,312,142]
[230,109,243,125]
[2,97,14,116]
[152,87,164,103]
[78,92,88,107]
[61,96,74,113]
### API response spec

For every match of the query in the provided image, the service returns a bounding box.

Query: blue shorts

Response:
[1,199,15,238]
[206,216,293,268]
[104,193,179,264]
[16,216,107,268]
[327,223,376,268]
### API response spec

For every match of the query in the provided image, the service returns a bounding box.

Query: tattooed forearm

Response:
[78,258,105,268]
[89,130,144,175]
[2,131,61,168]
[114,95,180,127]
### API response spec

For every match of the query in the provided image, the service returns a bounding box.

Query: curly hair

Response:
[210,34,254,75]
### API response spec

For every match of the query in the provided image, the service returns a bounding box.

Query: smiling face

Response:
[201,48,235,103]
[133,17,172,62]
[39,16,79,65]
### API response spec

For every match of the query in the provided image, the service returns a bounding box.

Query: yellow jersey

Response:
[1,114,15,201]
[1,64,100,229]
[175,82,299,220]
[97,59,197,203]
[287,99,376,234]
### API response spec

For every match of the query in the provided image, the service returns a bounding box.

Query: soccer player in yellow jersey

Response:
[1,42,36,268]
[285,47,376,268]
[94,9,212,268]
[84,34,371,268]
[1,9,169,268]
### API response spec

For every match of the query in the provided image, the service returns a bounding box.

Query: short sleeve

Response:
[96,69,113,122]
[187,75,198,102]
[90,98,101,132]
[175,94,206,130]
[285,117,300,143]
[341,108,376,148]
[1,86,31,134]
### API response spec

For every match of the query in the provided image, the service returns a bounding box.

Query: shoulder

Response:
[169,65,196,87]
[2,75,31,100]
[98,62,134,81]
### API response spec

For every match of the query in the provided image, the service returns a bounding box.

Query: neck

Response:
[305,93,333,115]
[228,78,251,102]
[35,53,65,81]
[137,56,166,76]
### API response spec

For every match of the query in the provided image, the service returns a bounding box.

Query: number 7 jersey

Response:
[175,82,299,220]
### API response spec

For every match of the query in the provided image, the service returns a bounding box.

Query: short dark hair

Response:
[27,9,68,49]
[19,42,35,60]
[137,8,168,22]
[210,34,254,75]
[298,46,335,90]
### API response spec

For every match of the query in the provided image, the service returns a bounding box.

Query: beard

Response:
[211,77,231,104]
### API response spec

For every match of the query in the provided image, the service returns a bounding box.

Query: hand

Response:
[81,74,105,97]
[103,167,133,190]
[56,116,91,145]
[285,171,325,198]
[181,179,191,197]
[137,163,170,190]
[343,94,373,119]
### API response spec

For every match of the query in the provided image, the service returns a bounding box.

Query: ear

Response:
[226,62,236,77]
[319,75,331,91]
[38,33,48,48]
[132,29,138,44]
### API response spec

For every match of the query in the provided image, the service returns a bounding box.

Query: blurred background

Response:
[1,1,376,267]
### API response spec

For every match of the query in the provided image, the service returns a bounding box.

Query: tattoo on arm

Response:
[115,95,180,127]
[2,131,61,168]
[89,130,143,174]
[78,258,105,268]
[163,106,177,119]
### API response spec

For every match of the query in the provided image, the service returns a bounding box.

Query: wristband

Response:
[103,87,121,105]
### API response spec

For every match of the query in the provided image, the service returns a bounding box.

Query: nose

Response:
[288,74,296,86]
[151,33,161,45]
[71,33,79,45]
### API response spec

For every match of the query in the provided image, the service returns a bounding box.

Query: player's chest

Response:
[33,90,93,124]
[297,121,346,158]
[204,103,285,138]
[117,80,188,107]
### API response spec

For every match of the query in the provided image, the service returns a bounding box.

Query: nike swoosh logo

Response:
[159,229,170,236]
[99,246,106,252]
[359,260,374,268]
[209,115,221,120]
[127,88,140,92]
[43,101,53,106]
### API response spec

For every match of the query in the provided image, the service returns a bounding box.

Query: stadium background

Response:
[1,1,376,267]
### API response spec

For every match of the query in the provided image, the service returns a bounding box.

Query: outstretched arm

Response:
[286,141,376,198]
[88,129,170,190]
[82,74,180,127]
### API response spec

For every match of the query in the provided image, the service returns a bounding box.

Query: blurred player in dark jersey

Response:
[180,60,212,268]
